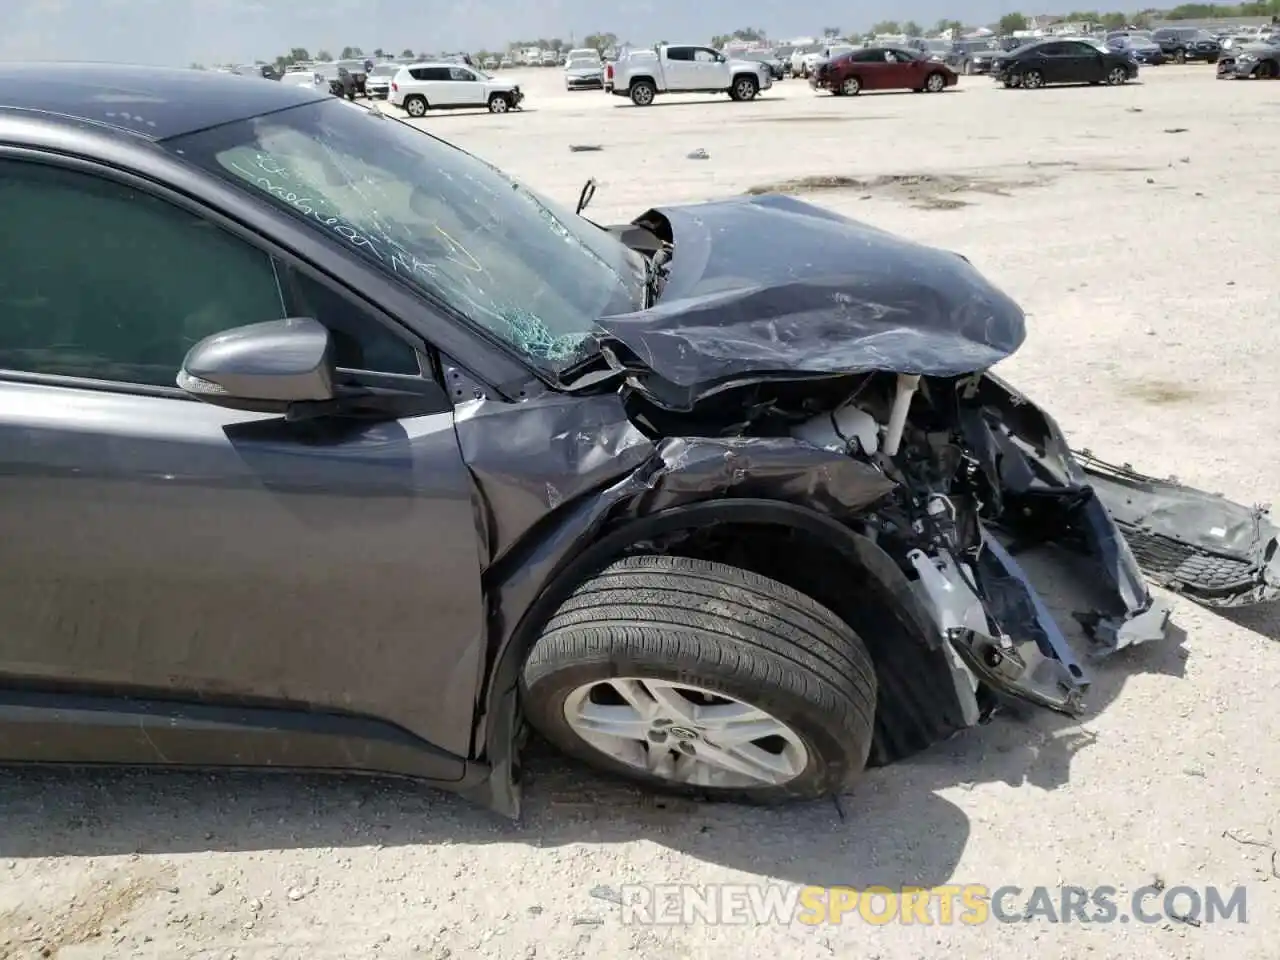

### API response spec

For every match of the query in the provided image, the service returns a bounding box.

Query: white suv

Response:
[390,62,524,116]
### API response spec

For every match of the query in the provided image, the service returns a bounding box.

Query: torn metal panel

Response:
[960,372,1168,655]
[453,393,654,569]
[592,195,1027,393]
[1077,451,1280,607]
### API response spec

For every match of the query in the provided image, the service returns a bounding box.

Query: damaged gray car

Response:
[1,65,1277,816]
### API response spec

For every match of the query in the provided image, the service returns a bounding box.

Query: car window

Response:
[0,161,285,387]
[1069,41,1104,54]
[170,98,645,368]
[694,49,718,62]
[851,49,882,62]
[1039,43,1069,55]
[665,47,693,61]
[0,161,420,387]
[449,67,476,81]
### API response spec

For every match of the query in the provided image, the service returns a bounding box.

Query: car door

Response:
[886,49,924,89]
[448,66,486,105]
[1034,42,1073,82]
[0,156,486,767]
[1063,40,1107,81]
[693,47,728,89]
[848,48,887,89]
[662,46,696,89]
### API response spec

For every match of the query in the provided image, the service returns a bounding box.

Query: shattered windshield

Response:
[166,99,645,366]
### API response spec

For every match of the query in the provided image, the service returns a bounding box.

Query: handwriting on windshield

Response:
[224,153,383,260]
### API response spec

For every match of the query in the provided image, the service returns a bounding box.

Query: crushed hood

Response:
[593,194,1026,394]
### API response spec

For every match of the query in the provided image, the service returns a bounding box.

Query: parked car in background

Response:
[364,62,399,99]
[564,52,605,90]
[483,57,498,70]
[540,51,558,66]
[499,56,512,68]
[1217,35,1280,78]
[609,44,772,106]
[736,49,788,80]
[1150,27,1221,63]
[1105,29,1152,42]
[280,68,325,90]
[789,42,823,77]
[1220,33,1261,52]
[948,38,1000,74]
[992,38,1138,88]
[812,46,957,95]
[921,39,952,61]
[1107,35,1167,64]
[315,62,356,99]
[390,62,524,115]
[335,59,369,96]
[229,63,281,80]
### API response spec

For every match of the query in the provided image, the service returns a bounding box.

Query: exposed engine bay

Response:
[459,191,1279,792]
[559,195,1279,734]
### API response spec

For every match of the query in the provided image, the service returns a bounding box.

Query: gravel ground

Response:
[2,65,1279,960]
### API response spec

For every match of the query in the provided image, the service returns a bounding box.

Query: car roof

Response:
[0,61,330,141]
[397,61,468,70]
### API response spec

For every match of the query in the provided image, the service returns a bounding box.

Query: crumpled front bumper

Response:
[924,373,1179,717]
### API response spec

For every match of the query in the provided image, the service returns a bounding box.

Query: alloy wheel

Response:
[562,677,810,788]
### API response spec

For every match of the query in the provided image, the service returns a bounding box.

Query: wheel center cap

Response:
[667,725,700,741]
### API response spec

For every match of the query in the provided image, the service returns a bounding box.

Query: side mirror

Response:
[178,317,336,414]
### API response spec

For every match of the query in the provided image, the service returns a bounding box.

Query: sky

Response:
[5,0,1050,66]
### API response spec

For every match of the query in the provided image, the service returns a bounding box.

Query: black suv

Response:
[1151,27,1221,63]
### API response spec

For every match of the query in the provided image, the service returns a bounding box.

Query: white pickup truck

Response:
[606,43,773,105]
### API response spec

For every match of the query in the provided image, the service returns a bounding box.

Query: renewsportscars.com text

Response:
[619,883,1248,926]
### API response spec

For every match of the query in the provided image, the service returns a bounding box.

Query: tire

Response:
[629,79,656,106]
[1022,68,1044,89]
[403,94,428,117]
[520,555,877,803]
[1106,66,1128,85]
[964,59,975,75]
[1174,48,1186,64]
[925,71,947,92]
[488,92,511,113]
[730,74,758,101]
[840,75,861,96]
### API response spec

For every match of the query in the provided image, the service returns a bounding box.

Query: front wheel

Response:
[520,555,878,803]
[1106,66,1128,85]
[488,93,511,113]
[840,75,861,96]
[730,74,759,101]
[1174,48,1186,63]
[1021,68,1044,89]
[402,94,428,117]
[963,59,973,75]
[924,71,947,92]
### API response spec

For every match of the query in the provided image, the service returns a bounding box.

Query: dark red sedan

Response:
[811,46,958,96]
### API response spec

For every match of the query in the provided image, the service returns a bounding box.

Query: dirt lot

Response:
[2,65,1279,960]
